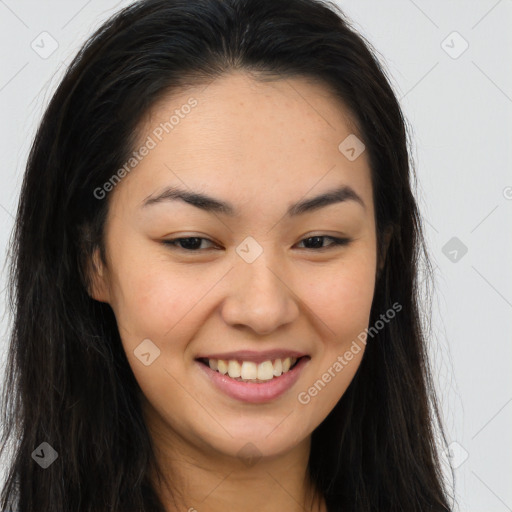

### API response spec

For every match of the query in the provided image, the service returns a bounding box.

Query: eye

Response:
[162,237,218,251]
[295,235,352,250]
[162,235,351,252]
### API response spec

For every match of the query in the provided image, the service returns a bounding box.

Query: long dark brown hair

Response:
[0,0,453,510]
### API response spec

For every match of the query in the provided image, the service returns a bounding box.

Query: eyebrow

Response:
[141,184,366,217]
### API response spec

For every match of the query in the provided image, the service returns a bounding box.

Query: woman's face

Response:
[90,71,378,461]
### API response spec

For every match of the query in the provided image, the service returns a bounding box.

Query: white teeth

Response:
[217,359,228,374]
[272,358,282,377]
[241,361,258,380]
[228,360,241,378]
[205,356,299,382]
[257,361,274,380]
[272,359,283,377]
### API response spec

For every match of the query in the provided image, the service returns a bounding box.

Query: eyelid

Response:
[295,235,351,249]
[162,235,219,251]
[161,234,352,252]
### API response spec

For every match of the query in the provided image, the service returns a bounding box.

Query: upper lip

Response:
[196,349,308,365]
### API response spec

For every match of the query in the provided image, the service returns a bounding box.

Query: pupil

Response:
[306,236,323,248]
[181,237,201,250]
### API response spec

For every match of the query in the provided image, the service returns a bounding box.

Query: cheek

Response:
[302,251,377,341]
[108,257,202,395]
[109,250,203,336]
[296,259,374,422]
[302,252,375,414]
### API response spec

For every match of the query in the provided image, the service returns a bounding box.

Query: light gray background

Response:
[1,1,511,511]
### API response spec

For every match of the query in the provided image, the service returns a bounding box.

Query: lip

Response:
[196,356,310,404]
[195,349,308,365]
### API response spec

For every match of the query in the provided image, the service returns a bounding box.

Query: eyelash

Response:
[162,235,352,252]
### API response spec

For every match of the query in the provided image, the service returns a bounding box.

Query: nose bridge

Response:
[221,239,298,333]
[240,249,282,298]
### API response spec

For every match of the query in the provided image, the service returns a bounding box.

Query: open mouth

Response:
[196,356,306,383]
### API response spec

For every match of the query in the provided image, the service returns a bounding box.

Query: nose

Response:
[220,252,299,336]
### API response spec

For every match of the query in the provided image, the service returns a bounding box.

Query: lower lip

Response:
[196,357,309,404]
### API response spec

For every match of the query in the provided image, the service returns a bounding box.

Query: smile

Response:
[198,356,300,382]
[196,355,310,403]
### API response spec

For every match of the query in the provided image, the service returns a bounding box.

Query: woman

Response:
[0,0,454,510]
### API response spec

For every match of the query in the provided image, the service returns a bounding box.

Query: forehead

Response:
[142,71,361,151]
[114,71,373,219]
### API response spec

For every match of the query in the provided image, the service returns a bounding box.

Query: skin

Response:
[88,71,390,512]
